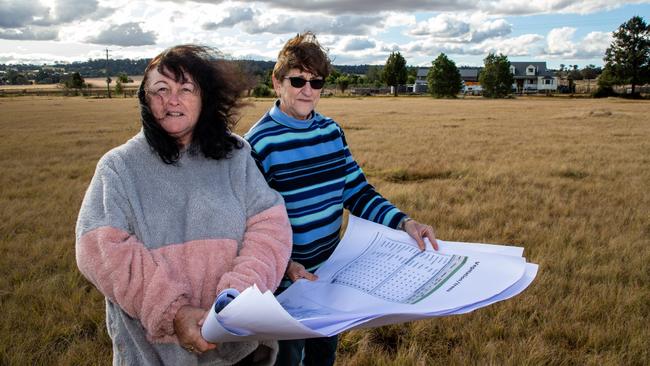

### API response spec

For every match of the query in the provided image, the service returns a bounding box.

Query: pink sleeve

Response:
[216,205,292,293]
[76,227,191,339]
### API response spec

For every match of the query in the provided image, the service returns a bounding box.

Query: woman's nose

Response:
[301,83,314,95]
[166,91,181,104]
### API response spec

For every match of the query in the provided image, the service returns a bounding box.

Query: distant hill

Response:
[0,59,151,78]
[0,59,374,78]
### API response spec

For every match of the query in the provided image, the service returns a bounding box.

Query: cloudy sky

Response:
[1,0,649,68]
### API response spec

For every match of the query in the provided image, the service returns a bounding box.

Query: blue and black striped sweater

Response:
[245,102,406,286]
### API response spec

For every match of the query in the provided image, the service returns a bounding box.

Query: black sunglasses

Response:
[284,76,326,90]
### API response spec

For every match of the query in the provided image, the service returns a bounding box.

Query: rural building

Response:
[409,61,560,95]
[509,62,558,93]
[459,67,482,95]
[412,66,483,94]
[413,68,429,93]
[459,67,480,82]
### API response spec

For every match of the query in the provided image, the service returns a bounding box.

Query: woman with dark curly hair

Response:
[76,45,292,365]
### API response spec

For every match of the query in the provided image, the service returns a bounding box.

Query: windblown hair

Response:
[138,45,245,164]
[273,32,332,80]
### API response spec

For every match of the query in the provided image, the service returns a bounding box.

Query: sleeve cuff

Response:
[158,294,191,337]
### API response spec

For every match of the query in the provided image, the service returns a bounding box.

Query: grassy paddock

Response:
[0,96,648,365]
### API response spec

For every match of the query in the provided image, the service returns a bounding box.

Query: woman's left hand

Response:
[174,305,218,354]
[403,219,439,251]
[286,260,318,282]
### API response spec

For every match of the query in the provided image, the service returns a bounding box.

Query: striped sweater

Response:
[245,101,406,285]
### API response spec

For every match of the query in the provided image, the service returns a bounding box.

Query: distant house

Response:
[414,68,429,93]
[413,67,482,94]
[413,61,558,95]
[459,67,482,95]
[459,67,480,82]
[509,62,558,93]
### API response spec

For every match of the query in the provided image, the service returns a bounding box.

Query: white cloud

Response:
[341,37,377,51]
[546,0,649,15]
[0,54,17,63]
[479,34,545,56]
[247,0,482,14]
[384,13,417,28]
[51,0,106,23]
[0,46,102,64]
[478,0,649,15]
[0,0,116,41]
[0,52,59,64]
[546,27,576,55]
[325,38,399,65]
[202,6,256,30]
[0,26,58,41]
[544,27,612,59]
[0,1,49,28]
[402,39,486,59]
[87,22,157,46]
[228,0,650,16]
[410,14,471,38]
[379,43,402,53]
[409,13,512,43]
[580,31,612,58]
[470,18,512,42]
[243,14,385,35]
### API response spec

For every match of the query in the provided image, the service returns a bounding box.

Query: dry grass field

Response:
[0,77,143,90]
[0,95,648,365]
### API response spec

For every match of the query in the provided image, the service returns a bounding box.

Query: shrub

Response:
[252,84,272,97]
[592,86,617,98]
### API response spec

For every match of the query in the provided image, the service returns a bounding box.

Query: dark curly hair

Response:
[138,45,245,164]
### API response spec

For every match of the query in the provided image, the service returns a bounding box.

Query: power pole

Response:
[105,48,112,98]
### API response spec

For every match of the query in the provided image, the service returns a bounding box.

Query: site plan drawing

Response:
[330,233,467,304]
[202,215,538,342]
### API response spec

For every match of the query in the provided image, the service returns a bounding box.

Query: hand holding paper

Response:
[201,215,538,342]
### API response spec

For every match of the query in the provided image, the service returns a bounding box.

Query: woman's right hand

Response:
[286,260,318,282]
[174,305,218,354]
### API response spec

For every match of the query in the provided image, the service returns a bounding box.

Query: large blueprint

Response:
[202,215,538,342]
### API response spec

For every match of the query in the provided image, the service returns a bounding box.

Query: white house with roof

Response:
[412,61,558,95]
[413,68,429,93]
[509,62,558,93]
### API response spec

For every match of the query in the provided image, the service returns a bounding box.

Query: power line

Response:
[105,48,111,98]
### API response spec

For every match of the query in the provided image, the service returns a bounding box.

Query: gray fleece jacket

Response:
[76,131,292,365]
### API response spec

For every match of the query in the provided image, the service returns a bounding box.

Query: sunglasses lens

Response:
[287,77,325,89]
[289,77,307,88]
[309,79,325,89]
